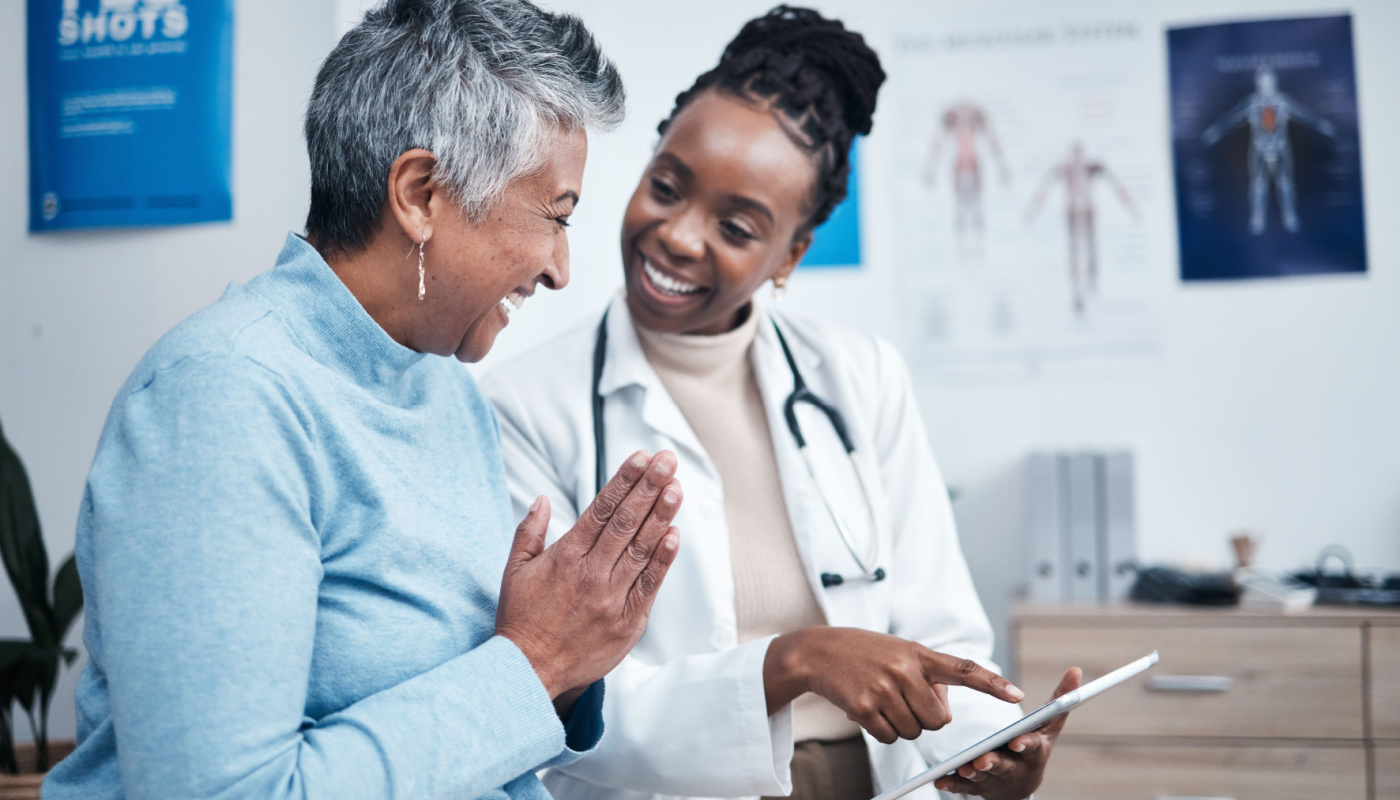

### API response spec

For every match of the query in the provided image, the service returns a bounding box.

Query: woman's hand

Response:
[764,628,1025,744]
[496,450,683,702]
[932,667,1082,799]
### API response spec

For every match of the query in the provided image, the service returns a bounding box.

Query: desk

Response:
[1011,603,1400,799]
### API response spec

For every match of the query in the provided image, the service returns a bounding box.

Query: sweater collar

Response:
[632,302,761,381]
[251,233,430,387]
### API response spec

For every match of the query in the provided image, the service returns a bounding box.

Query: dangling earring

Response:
[772,277,788,302]
[405,237,427,300]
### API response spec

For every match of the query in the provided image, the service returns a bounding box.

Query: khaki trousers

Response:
[764,736,874,800]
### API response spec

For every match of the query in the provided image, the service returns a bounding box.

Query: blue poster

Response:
[801,139,861,269]
[28,0,234,232]
[1167,16,1365,281]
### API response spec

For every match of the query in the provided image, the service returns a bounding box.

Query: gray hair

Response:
[304,0,625,252]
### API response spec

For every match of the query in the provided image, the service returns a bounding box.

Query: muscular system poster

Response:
[1167,15,1366,281]
[887,3,1167,381]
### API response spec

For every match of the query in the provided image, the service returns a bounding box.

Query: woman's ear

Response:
[386,148,439,243]
[776,230,813,285]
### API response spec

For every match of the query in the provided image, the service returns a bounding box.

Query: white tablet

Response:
[871,651,1160,800]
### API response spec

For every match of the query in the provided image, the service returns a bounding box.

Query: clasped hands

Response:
[495,450,683,713]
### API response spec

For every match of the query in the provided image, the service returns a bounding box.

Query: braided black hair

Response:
[658,5,885,232]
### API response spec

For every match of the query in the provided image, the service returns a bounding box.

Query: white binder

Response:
[1024,453,1062,603]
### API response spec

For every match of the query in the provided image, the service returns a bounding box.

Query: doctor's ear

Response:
[777,231,812,283]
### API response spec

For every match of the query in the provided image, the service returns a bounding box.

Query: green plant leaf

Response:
[0,640,33,676]
[0,423,56,646]
[53,554,83,643]
[0,644,43,716]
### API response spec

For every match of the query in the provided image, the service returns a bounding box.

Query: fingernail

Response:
[663,533,679,553]
[1012,742,1026,752]
[663,485,680,503]
[630,452,650,468]
[655,454,676,476]
[1007,684,1025,701]
[529,496,542,513]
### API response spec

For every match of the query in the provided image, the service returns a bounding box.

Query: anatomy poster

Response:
[888,3,1167,380]
[1168,16,1366,281]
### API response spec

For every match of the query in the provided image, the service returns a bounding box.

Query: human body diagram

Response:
[1026,142,1136,315]
[1202,65,1335,235]
[922,102,1009,256]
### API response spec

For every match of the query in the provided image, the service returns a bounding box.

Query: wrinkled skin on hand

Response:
[496,450,683,713]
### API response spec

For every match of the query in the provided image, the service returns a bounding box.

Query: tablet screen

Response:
[871,651,1159,800]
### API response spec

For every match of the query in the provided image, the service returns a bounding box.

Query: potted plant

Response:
[0,421,83,793]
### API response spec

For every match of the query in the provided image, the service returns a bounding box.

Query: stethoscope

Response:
[591,309,886,588]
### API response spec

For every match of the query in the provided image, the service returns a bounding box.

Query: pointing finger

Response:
[920,650,1025,704]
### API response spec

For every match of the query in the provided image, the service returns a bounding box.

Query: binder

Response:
[1063,453,1100,602]
[1024,453,1062,603]
[1023,450,1138,604]
[1099,452,1138,601]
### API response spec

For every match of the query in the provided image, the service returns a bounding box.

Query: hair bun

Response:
[718,5,884,136]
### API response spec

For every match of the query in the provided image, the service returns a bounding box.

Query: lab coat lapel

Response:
[751,307,833,616]
[597,296,716,481]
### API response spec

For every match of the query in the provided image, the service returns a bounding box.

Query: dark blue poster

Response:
[28,0,233,232]
[1167,16,1366,281]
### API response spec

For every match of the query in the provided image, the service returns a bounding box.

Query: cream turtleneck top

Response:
[634,308,860,743]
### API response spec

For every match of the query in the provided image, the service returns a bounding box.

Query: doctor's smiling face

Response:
[621,89,816,336]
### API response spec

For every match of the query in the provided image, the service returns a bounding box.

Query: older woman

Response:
[43,1,684,798]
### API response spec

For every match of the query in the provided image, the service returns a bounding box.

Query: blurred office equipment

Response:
[1291,544,1400,607]
[1012,603,1400,798]
[1237,570,1318,612]
[1128,565,1239,606]
[1024,451,1137,604]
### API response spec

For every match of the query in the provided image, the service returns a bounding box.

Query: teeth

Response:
[644,260,702,296]
[500,291,525,315]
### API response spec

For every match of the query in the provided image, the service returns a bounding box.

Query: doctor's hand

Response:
[496,450,683,709]
[764,628,1025,745]
[933,667,1081,800]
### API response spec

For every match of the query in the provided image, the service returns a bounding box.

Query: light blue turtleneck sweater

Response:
[44,233,602,799]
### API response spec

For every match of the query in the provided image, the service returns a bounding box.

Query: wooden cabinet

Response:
[1012,604,1400,798]
[1377,747,1400,799]
[1374,624,1400,740]
[1038,742,1366,800]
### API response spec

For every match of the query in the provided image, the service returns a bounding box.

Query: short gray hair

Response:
[304,0,625,253]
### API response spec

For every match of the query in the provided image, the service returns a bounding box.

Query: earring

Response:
[416,239,426,301]
[405,237,427,301]
[772,277,787,302]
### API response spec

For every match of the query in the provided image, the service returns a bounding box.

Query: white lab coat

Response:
[481,295,1022,800]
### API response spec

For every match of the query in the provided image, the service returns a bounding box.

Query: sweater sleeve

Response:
[82,356,596,799]
[865,338,1024,775]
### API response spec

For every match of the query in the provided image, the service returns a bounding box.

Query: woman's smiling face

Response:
[620,90,817,335]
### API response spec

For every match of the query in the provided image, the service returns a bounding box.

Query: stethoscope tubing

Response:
[591,308,885,586]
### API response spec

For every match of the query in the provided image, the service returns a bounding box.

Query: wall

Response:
[494,0,1400,665]
[2,0,1396,741]
[0,0,338,741]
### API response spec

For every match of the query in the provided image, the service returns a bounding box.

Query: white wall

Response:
[0,0,339,741]
[490,0,1400,665]
[1,0,1395,741]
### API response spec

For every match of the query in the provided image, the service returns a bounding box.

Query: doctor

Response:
[483,7,1077,800]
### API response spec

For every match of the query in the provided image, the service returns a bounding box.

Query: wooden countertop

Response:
[1012,601,1400,626]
